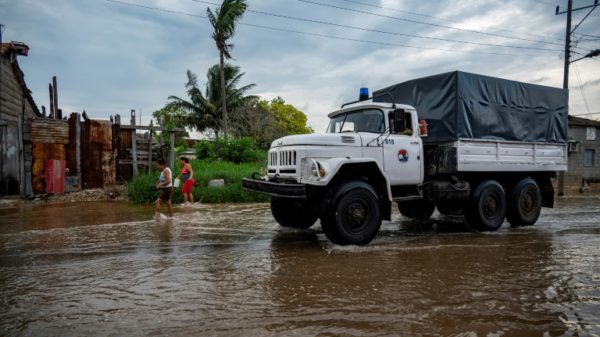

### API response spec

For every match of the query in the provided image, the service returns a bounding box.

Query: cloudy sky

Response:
[2,0,599,132]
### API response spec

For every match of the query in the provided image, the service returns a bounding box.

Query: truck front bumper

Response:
[242,178,307,199]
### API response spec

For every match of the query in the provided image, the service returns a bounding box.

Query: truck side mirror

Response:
[392,109,405,133]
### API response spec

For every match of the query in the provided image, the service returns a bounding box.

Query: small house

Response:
[565,115,600,192]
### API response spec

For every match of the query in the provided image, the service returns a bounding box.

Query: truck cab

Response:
[267,102,423,188]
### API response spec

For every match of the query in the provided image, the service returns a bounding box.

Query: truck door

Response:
[383,110,422,185]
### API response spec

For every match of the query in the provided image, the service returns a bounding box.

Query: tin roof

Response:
[569,115,600,128]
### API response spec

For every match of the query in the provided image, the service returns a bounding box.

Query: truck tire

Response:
[464,180,507,231]
[271,197,319,229]
[435,200,464,216]
[507,178,542,227]
[320,181,382,245]
[397,200,435,219]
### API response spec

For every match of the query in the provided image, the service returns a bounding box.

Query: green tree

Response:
[260,97,313,135]
[151,105,189,156]
[167,64,255,137]
[230,97,312,148]
[207,0,248,136]
[152,105,188,129]
[230,97,284,148]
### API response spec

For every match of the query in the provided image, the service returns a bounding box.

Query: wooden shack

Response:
[0,42,42,197]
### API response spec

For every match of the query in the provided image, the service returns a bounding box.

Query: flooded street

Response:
[1,198,599,337]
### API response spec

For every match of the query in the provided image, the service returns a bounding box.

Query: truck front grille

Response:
[269,150,297,166]
[268,149,298,178]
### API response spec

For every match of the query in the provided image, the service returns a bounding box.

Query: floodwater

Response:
[0,198,599,337]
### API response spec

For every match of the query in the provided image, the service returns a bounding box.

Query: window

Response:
[327,109,384,133]
[586,127,596,141]
[584,149,595,167]
[403,112,413,136]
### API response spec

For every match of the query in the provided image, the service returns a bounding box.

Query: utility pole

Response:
[561,0,573,91]
[0,24,5,120]
[556,0,599,196]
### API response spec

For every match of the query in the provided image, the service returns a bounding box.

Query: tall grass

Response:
[127,159,269,204]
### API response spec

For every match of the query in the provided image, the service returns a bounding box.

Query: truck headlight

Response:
[310,160,327,178]
[310,160,319,177]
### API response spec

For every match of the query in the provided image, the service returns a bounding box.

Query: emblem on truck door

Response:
[398,149,409,163]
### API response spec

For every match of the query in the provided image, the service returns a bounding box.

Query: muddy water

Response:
[0,198,599,336]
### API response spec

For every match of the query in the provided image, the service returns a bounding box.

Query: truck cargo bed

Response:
[426,138,567,174]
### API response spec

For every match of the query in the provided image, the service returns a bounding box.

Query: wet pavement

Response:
[0,197,599,337]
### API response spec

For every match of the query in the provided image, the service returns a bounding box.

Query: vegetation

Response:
[166,64,255,137]
[207,0,248,135]
[195,137,265,163]
[133,0,315,204]
[154,1,312,149]
[260,97,313,135]
[127,159,268,204]
[152,105,189,148]
[230,97,313,148]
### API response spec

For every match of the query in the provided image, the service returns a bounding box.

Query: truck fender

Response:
[328,159,392,202]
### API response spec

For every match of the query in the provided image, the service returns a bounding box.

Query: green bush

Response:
[127,159,269,204]
[126,171,160,204]
[194,137,265,163]
[194,140,213,160]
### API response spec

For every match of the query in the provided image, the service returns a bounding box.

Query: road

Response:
[1,197,599,336]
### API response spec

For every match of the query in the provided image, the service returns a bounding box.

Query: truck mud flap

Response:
[242,178,307,199]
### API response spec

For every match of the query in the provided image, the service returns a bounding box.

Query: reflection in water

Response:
[0,198,598,336]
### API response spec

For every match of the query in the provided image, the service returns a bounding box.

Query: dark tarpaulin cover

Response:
[373,71,568,143]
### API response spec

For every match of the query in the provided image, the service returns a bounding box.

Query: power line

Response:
[192,0,563,52]
[333,0,566,43]
[297,0,579,49]
[532,0,600,17]
[104,0,551,57]
[239,22,546,56]
[106,0,204,17]
[575,33,600,39]
[573,63,592,114]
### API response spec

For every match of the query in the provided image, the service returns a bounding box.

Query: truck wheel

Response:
[507,178,542,227]
[321,181,382,245]
[397,200,435,219]
[464,180,507,231]
[271,197,319,229]
[435,201,464,216]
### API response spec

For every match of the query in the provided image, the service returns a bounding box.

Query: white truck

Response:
[243,71,568,245]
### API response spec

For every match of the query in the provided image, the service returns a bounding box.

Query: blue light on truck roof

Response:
[359,87,369,101]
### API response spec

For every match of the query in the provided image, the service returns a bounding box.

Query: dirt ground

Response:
[32,185,128,203]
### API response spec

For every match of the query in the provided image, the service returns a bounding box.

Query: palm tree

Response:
[167,63,255,137]
[207,0,248,136]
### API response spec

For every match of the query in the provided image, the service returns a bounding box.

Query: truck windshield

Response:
[327,109,384,133]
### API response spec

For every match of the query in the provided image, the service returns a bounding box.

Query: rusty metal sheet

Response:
[80,120,115,189]
[32,143,65,193]
[89,120,112,151]
[45,159,65,194]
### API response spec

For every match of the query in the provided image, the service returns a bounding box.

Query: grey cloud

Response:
[2,0,599,130]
